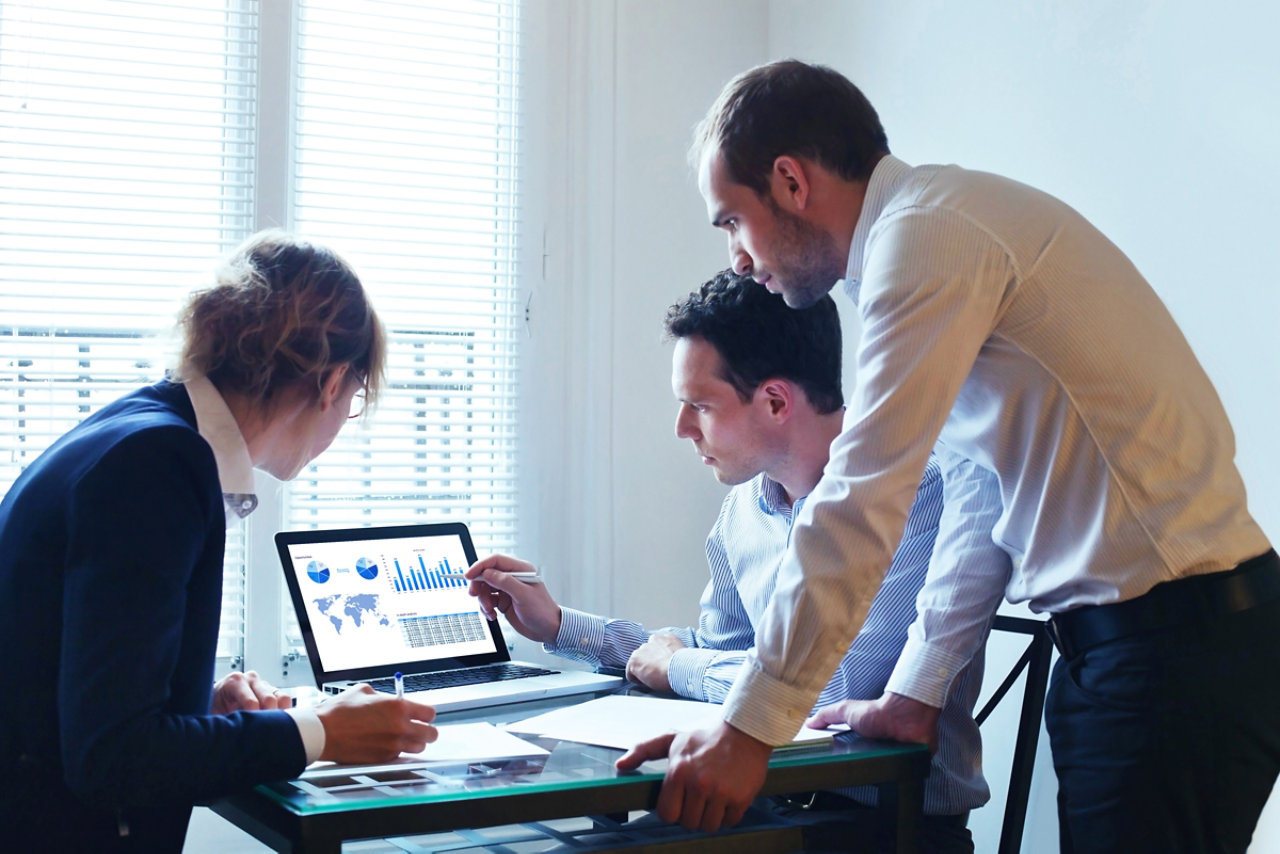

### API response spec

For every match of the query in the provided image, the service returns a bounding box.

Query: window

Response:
[279,0,522,658]
[0,0,522,677]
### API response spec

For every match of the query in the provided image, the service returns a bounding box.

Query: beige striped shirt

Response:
[724,155,1270,745]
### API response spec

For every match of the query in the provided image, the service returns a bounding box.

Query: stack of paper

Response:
[505,694,840,751]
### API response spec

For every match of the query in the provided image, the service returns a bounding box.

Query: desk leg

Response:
[878,772,922,854]
[294,831,342,854]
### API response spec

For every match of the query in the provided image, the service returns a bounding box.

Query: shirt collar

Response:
[757,474,794,516]
[184,375,259,519]
[844,153,914,303]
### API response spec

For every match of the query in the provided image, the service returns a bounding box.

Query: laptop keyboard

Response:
[369,663,557,694]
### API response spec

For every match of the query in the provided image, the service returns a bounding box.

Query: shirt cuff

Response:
[721,661,813,746]
[285,706,326,764]
[667,648,712,702]
[883,636,967,708]
[546,607,607,663]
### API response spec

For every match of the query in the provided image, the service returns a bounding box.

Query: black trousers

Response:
[1045,559,1280,854]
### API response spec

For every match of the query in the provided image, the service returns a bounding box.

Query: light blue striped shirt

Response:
[550,456,990,815]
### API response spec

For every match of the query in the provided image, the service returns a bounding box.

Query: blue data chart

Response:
[399,612,488,648]
[391,555,465,593]
[355,557,379,580]
[306,560,330,584]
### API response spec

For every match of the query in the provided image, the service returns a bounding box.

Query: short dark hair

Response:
[664,270,843,414]
[692,59,889,196]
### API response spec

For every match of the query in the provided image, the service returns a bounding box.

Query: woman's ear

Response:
[319,364,351,409]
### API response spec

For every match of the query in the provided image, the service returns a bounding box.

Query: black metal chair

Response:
[975,615,1054,854]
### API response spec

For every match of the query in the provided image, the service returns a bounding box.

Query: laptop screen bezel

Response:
[274,522,511,687]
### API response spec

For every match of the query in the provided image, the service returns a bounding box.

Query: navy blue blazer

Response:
[0,381,306,852]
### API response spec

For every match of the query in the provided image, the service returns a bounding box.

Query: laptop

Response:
[276,522,623,712]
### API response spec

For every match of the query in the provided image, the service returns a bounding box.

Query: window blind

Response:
[285,3,521,536]
[0,0,258,662]
[0,0,523,668]
[283,0,523,653]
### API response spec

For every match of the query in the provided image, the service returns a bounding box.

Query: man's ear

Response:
[319,364,350,409]
[770,155,812,212]
[757,379,794,421]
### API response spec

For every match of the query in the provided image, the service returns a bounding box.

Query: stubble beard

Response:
[769,203,846,309]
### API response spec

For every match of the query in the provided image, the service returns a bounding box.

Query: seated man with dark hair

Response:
[467,270,1007,853]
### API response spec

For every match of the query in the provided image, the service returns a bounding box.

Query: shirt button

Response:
[241,499,254,510]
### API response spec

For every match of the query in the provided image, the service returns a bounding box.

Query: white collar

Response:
[844,153,914,300]
[184,375,259,518]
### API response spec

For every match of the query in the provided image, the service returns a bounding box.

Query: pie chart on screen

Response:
[356,557,379,580]
[306,560,330,583]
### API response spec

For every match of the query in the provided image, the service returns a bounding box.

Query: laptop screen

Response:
[276,523,505,681]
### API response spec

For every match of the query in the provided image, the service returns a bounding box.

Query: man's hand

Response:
[466,553,563,643]
[313,684,438,764]
[615,721,771,832]
[211,670,293,714]
[807,691,941,753]
[624,633,685,692]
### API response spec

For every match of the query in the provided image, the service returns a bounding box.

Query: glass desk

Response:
[209,693,930,853]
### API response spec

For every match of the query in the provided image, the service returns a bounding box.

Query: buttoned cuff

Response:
[721,662,813,746]
[667,649,713,702]
[883,636,966,708]
[286,706,326,764]
[546,607,606,663]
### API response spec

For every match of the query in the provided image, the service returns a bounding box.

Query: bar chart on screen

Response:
[390,555,466,593]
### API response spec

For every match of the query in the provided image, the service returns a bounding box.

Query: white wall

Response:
[765,2,1280,851]
[518,0,769,630]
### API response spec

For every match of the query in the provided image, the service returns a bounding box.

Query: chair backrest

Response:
[975,615,1053,854]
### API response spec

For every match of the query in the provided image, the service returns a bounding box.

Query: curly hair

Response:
[664,269,842,414]
[174,230,385,412]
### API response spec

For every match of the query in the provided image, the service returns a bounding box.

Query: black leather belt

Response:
[1047,549,1280,660]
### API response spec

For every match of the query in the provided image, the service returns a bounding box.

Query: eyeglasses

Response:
[348,389,368,420]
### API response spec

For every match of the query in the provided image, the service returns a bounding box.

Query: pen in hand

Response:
[394,671,404,700]
[444,570,543,583]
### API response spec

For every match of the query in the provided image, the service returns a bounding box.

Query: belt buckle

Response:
[778,791,821,811]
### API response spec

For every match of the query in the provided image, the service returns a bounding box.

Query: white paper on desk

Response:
[504,694,836,751]
[400,721,550,761]
[303,722,548,777]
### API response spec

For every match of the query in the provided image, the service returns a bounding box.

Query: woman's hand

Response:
[212,670,294,714]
